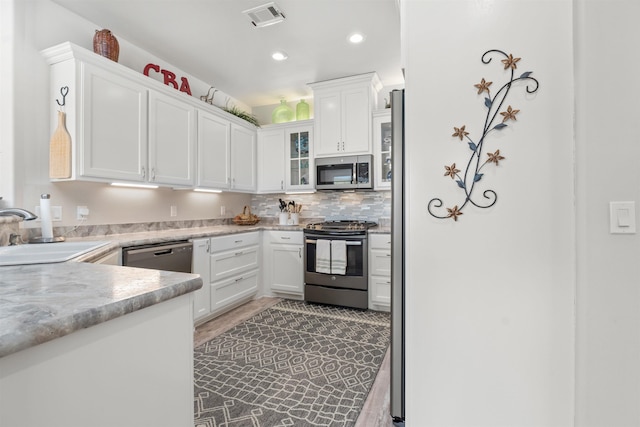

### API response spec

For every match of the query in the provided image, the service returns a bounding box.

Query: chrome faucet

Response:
[0,208,38,221]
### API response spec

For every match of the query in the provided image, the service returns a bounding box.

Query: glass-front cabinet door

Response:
[373,110,392,190]
[285,123,314,191]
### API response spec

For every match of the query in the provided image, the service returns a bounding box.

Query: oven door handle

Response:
[305,239,362,246]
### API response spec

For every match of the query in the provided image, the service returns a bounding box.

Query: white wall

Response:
[0,0,15,206]
[403,1,575,425]
[6,0,250,227]
[574,1,640,426]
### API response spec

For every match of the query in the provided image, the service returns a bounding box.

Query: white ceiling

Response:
[51,0,403,108]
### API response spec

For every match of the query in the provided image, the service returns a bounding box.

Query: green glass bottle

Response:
[296,99,310,120]
[272,99,294,124]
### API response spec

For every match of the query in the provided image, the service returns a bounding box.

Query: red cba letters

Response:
[143,63,192,95]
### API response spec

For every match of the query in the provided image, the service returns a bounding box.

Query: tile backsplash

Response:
[0,191,391,245]
[251,191,391,224]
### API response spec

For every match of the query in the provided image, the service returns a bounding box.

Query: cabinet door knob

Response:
[141,166,146,179]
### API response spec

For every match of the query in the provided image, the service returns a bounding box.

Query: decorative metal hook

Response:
[200,86,217,105]
[56,86,69,107]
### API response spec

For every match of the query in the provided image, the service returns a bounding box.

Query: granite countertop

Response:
[0,222,389,358]
[0,262,202,358]
[73,223,389,262]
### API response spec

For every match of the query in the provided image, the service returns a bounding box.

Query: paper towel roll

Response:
[40,194,53,239]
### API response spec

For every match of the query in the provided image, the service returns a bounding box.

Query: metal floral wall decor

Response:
[428,49,539,221]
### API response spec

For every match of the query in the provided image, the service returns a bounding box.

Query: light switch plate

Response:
[610,201,636,234]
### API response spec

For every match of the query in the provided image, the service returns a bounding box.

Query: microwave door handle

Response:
[352,164,357,184]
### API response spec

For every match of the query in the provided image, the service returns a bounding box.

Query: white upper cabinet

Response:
[230,124,257,192]
[373,109,392,190]
[257,120,314,194]
[197,110,231,189]
[197,112,257,193]
[285,124,313,191]
[309,73,382,157]
[78,62,149,182]
[148,91,196,186]
[257,127,286,193]
[42,42,257,190]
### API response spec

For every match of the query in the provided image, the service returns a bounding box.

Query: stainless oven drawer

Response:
[305,284,368,310]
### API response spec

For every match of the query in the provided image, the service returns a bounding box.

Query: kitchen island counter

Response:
[0,262,201,427]
[0,262,202,358]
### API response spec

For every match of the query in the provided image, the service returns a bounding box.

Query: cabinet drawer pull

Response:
[234,251,244,256]
[386,254,391,257]
[235,277,243,282]
[281,237,291,240]
[234,240,243,244]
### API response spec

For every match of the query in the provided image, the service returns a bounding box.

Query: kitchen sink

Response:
[0,241,111,266]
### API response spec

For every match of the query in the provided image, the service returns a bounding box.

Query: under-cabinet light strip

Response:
[193,188,223,193]
[111,182,159,189]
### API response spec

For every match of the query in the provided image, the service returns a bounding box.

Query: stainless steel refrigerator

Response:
[390,89,405,426]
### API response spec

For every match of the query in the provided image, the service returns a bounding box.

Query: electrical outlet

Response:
[220,206,226,216]
[77,206,89,220]
[170,205,178,217]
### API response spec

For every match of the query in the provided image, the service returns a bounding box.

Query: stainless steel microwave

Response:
[315,155,373,190]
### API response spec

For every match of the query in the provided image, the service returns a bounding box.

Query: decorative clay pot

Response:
[93,29,119,62]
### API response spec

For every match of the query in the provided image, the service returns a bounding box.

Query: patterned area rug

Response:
[194,300,390,427]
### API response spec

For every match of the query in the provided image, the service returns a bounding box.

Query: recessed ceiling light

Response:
[349,33,365,44]
[272,51,288,61]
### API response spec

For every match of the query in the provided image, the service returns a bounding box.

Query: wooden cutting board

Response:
[49,110,71,179]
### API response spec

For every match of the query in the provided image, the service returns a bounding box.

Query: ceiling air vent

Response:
[242,2,286,27]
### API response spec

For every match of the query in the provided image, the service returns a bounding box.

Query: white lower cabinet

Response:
[369,233,391,311]
[211,270,259,313]
[263,230,304,298]
[192,238,211,322]
[191,232,260,324]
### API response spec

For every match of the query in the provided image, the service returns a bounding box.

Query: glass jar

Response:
[272,100,294,124]
[296,99,310,120]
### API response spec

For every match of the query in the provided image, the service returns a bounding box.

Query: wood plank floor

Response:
[194,297,394,427]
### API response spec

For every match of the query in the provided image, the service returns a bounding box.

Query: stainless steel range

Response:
[303,220,377,309]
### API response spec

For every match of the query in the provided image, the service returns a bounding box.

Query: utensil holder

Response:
[279,212,289,225]
[290,213,299,225]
